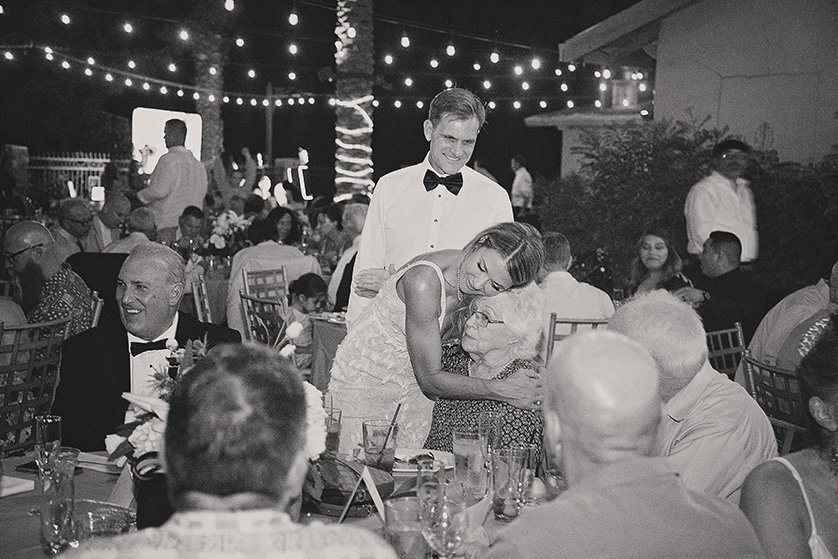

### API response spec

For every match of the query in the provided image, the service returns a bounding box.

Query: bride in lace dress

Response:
[328,222,544,450]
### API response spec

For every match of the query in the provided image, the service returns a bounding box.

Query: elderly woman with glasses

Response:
[424,282,546,453]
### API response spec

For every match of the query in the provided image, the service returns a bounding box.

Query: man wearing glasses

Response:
[3,221,92,337]
[684,138,758,264]
[49,198,93,263]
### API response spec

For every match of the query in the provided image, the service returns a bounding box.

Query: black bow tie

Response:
[423,169,463,196]
[130,339,170,357]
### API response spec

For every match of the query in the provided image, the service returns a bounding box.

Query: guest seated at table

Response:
[674,230,770,344]
[103,207,157,253]
[62,343,397,559]
[424,283,544,453]
[226,211,321,336]
[485,330,765,559]
[609,290,776,503]
[156,205,205,248]
[329,222,545,450]
[52,243,240,451]
[741,313,838,559]
[287,273,329,369]
[314,202,352,273]
[629,226,692,295]
[85,192,131,253]
[328,203,368,312]
[775,269,838,371]
[3,221,92,337]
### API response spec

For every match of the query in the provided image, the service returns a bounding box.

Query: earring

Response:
[830,448,838,476]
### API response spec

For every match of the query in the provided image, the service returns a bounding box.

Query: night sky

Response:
[0,0,642,191]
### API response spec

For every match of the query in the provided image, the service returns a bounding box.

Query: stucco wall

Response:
[653,0,838,163]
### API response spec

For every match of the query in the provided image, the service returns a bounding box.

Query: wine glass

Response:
[34,415,62,475]
[421,495,468,559]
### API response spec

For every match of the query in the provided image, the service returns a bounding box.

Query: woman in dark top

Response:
[424,283,544,454]
[629,227,692,295]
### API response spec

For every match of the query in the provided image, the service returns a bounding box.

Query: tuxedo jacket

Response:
[52,312,240,451]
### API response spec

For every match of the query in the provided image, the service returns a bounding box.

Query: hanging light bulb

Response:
[209,67,217,75]
[62,60,70,69]
[124,78,132,86]
[400,30,410,48]
[394,100,402,108]
[595,100,602,108]
[161,86,168,94]
[554,68,562,76]
[87,57,95,65]
[288,71,296,80]
[416,101,424,109]
[105,73,113,81]
[490,50,499,64]
[123,22,133,33]
[514,65,523,76]
[347,27,356,38]
[288,5,298,26]
[513,101,521,109]
[446,34,455,56]
[84,67,92,75]
[404,77,413,87]
[531,57,541,70]
[560,83,568,92]
[60,14,70,24]
[128,60,136,69]
[602,68,611,79]
[177,89,184,97]
[429,58,439,68]
[142,82,150,90]
[247,68,256,78]
[289,43,298,55]
[488,101,496,109]
[384,54,393,65]
[567,100,574,108]
[482,80,491,90]
[445,79,453,88]
[473,62,481,71]
[168,63,177,72]
[539,100,547,109]
[568,63,576,72]
[224,0,234,11]
[179,29,189,40]
[521,82,530,90]
[236,37,245,47]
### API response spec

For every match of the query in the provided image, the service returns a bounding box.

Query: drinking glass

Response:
[384,496,432,559]
[40,447,79,555]
[478,411,504,456]
[324,408,341,456]
[515,443,540,506]
[416,459,445,519]
[35,415,62,473]
[452,430,485,502]
[491,447,528,522]
[421,495,468,559]
[362,420,398,473]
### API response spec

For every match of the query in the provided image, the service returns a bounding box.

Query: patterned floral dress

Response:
[424,343,543,455]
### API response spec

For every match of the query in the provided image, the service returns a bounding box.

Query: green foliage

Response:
[537,118,838,295]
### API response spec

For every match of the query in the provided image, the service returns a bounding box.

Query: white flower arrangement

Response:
[303,382,327,460]
[205,210,250,254]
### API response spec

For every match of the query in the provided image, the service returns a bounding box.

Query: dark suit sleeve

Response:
[52,328,131,451]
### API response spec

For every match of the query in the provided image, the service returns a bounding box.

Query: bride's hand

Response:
[353,264,396,299]
[493,367,542,410]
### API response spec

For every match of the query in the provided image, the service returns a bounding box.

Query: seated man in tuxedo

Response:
[52,243,240,451]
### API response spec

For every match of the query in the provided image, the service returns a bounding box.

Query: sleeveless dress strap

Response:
[397,260,448,327]
[772,457,820,539]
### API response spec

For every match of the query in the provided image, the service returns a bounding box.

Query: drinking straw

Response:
[374,403,401,468]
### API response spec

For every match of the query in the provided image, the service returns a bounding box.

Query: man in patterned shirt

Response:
[3,221,92,337]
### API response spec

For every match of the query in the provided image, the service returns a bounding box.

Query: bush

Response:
[536,118,838,296]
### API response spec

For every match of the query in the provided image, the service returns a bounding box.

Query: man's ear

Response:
[423,120,434,142]
[810,396,838,433]
[170,282,184,307]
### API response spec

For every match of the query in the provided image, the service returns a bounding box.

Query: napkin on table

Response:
[1,475,35,497]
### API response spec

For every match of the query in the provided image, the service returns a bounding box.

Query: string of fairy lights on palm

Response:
[0,1,653,112]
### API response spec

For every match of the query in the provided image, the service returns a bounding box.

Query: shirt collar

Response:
[664,360,716,422]
[422,153,465,178]
[127,312,180,345]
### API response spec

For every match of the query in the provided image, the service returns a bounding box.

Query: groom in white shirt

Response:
[346,87,513,327]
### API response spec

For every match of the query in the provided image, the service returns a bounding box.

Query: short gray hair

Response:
[478,282,545,360]
[126,243,185,287]
[608,290,707,398]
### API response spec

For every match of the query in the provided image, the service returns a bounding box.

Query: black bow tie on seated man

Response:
[423,169,463,195]
[130,339,169,356]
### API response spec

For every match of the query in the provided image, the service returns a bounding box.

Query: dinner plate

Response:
[392,448,455,474]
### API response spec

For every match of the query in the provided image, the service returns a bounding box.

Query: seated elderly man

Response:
[3,221,92,337]
[487,330,764,559]
[85,192,131,252]
[52,243,240,451]
[609,290,776,503]
[63,344,397,559]
[103,207,157,253]
[156,205,205,247]
[50,198,93,262]
[538,232,614,359]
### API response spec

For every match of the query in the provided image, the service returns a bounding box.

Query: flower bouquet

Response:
[203,210,250,258]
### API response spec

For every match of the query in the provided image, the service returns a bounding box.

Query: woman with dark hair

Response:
[741,313,838,559]
[314,203,352,272]
[329,222,545,449]
[629,227,692,295]
[267,206,303,245]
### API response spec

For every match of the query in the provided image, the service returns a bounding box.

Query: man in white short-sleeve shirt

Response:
[346,88,513,327]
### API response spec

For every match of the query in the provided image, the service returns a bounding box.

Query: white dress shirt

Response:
[538,270,615,358]
[125,314,179,420]
[138,146,208,229]
[511,166,533,209]
[346,154,513,327]
[684,171,758,261]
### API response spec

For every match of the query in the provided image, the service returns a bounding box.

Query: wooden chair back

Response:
[239,292,286,345]
[0,317,71,457]
[769,417,808,455]
[743,351,809,453]
[89,290,104,329]
[242,267,289,311]
[706,322,746,379]
[545,313,610,364]
[191,275,213,324]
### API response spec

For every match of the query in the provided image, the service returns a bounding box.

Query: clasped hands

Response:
[353,264,396,299]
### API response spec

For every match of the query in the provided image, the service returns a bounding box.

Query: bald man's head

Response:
[545,330,661,476]
[3,221,56,271]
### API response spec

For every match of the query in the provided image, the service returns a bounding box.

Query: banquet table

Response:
[310,318,347,392]
[0,453,124,559]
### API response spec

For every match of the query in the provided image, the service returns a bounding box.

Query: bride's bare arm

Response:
[401,267,540,408]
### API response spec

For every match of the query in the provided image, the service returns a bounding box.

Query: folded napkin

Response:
[464,495,493,547]
[1,475,35,497]
[122,392,170,421]
[77,452,123,475]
